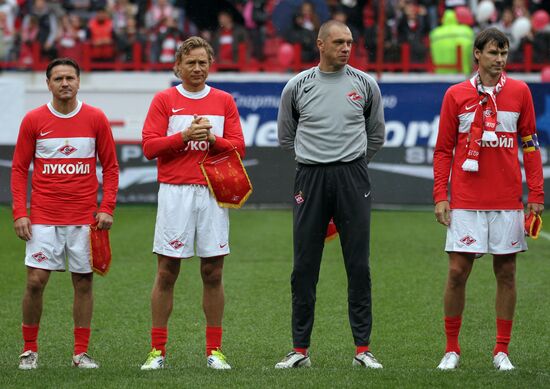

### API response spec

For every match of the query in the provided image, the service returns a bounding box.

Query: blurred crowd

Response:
[0,0,548,69]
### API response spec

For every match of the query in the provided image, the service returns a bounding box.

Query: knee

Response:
[291,264,319,287]
[495,262,516,288]
[156,268,178,290]
[26,276,47,296]
[447,266,470,289]
[73,274,93,295]
[201,265,223,287]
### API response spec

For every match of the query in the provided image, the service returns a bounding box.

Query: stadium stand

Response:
[0,0,548,72]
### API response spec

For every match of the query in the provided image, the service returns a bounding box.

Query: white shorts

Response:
[153,183,230,259]
[445,210,527,255]
[25,225,92,273]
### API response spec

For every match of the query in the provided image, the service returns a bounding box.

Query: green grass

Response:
[1,206,549,388]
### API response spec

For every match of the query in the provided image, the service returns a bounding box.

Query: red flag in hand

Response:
[200,148,253,209]
[90,222,112,275]
[524,212,543,239]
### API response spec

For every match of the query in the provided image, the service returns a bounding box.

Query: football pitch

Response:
[1,205,549,388]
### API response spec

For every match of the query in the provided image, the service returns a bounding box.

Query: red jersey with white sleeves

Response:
[11,101,119,225]
[142,84,245,185]
[433,76,544,210]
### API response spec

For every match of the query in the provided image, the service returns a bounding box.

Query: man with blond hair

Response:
[140,37,245,370]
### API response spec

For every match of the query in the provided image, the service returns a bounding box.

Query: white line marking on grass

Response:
[538,231,550,241]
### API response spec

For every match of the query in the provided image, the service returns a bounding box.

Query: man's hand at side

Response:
[435,200,451,226]
[96,212,113,230]
[527,203,544,216]
[14,217,32,241]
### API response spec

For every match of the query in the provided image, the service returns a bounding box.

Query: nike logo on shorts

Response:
[219,243,228,248]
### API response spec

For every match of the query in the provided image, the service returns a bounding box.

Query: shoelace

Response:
[146,349,162,363]
[283,352,298,361]
[210,349,227,362]
[77,353,93,364]
[22,353,37,362]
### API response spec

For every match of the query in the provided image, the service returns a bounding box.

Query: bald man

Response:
[276,21,386,369]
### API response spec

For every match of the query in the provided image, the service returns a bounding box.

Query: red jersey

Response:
[433,76,544,210]
[142,84,245,185]
[11,101,119,225]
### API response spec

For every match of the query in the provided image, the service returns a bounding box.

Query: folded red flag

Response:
[524,212,543,239]
[89,222,112,275]
[326,218,338,242]
[199,148,253,209]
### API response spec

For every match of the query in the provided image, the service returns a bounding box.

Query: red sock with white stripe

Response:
[293,347,308,356]
[444,316,462,354]
[356,345,369,355]
[74,327,91,355]
[151,327,168,356]
[494,318,513,355]
[22,324,39,352]
[206,326,222,356]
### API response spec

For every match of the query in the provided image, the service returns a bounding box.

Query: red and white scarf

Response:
[462,72,507,172]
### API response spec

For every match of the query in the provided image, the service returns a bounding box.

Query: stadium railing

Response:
[0,41,546,73]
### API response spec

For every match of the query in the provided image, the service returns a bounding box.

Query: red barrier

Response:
[0,41,546,74]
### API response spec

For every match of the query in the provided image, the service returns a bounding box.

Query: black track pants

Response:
[291,158,373,349]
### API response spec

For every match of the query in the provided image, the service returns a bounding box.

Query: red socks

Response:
[24,325,92,355]
[74,327,91,355]
[444,316,462,354]
[293,347,308,355]
[22,324,39,352]
[444,316,513,356]
[151,327,168,356]
[356,345,369,355]
[206,326,222,356]
[494,318,513,355]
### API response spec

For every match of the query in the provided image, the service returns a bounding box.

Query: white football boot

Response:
[140,349,165,370]
[207,349,231,370]
[437,351,460,370]
[493,352,515,371]
[275,351,311,369]
[72,352,99,368]
[353,351,383,369]
[18,350,38,370]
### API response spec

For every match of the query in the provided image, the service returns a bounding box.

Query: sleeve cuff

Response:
[433,194,449,204]
[13,211,29,221]
[527,194,545,204]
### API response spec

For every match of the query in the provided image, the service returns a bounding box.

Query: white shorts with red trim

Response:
[445,210,527,255]
[25,225,92,273]
[153,183,229,259]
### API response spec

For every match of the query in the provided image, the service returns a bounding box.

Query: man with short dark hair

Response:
[140,36,245,370]
[12,57,119,370]
[276,20,385,369]
[433,27,544,371]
